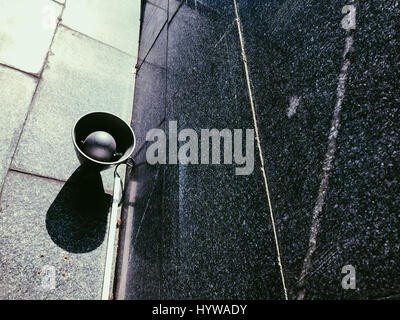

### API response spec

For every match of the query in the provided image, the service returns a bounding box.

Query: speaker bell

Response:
[72,112,136,171]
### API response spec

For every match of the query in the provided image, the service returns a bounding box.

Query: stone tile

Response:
[138,2,167,64]
[116,2,284,299]
[168,0,182,22]
[159,166,180,298]
[237,0,400,299]
[62,0,140,56]
[0,170,112,299]
[138,22,167,67]
[0,0,62,74]
[150,0,168,10]
[132,61,166,151]
[165,1,283,299]
[117,0,400,300]
[237,1,345,298]
[12,26,136,192]
[175,0,233,16]
[115,159,163,299]
[300,1,400,299]
[0,66,37,191]
[166,3,241,128]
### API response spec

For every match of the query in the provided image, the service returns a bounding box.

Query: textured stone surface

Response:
[237,0,400,299]
[149,0,168,10]
[116,0,400,300]
[0,0,140,301]
[237,0,345,298]
[115,158,164,299]
[62,0,140,56]
[12,26,136,192]
[0,66,37,191]
[164,5,284,294]
[115,0,284,299]
[138,1,168,65]
[0,0,62,74]
[138,23,167,68]
[132,61,166,151]
[0,171,111,300]
[295,0,400,300]
[168,0,182,22]
[134,6,168,152]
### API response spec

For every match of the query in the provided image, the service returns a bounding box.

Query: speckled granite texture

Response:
[115,0,400,300]
[0,0,140,300]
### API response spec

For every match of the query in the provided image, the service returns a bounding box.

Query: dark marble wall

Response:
[115,0,400,300]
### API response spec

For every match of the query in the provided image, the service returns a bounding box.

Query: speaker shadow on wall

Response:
[46,165,112,253]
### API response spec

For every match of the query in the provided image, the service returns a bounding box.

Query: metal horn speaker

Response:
[72,112,136,171]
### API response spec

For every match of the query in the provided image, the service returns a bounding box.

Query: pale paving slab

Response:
[0,0,62,74]
[12,26,136,192]
[0,171,110,300]
[62,0,141,56]
[0,66,37,191]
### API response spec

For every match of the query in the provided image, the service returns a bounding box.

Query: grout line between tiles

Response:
[136,19,168,72]
[147,0,168,12]
[8,168,67,184]
[0,5,66,200]
[0,63,39,79]
[233,0,288,300]
[59,24,138,60]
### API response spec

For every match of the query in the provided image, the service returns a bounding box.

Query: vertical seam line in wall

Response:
[233,0,288,300]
